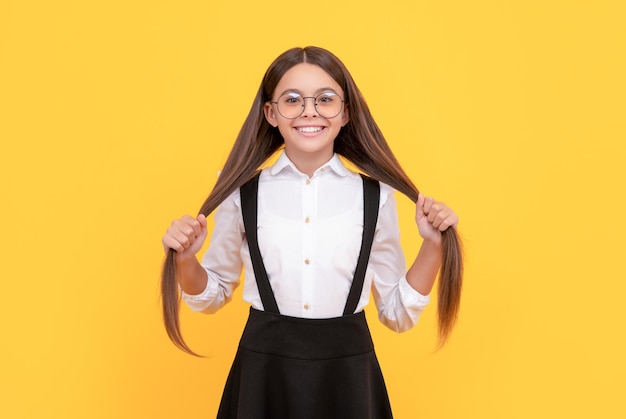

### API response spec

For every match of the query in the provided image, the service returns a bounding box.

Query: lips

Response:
[296,126,325,134]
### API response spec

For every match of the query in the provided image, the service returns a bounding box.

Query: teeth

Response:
[298,127,323,133]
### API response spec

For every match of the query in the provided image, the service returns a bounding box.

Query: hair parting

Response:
[161,46,463,355]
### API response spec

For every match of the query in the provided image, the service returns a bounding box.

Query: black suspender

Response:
[343,175,380,315]
[240,173,380,316]
[240,173,280,314]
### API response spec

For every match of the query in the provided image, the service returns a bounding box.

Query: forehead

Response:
[274,63,343,96]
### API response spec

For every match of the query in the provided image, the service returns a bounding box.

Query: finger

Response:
[431,206,450,229]
[197,214,208,231]
[195,214,209,242]
[181,215,203,237]
[162,234,185,253]
[170,227,194,249]
[172,218,201,246]
[416,193,426,219]
[173,219,198,242]
[427,200,444,224]
[436,212,459,231]
[444,213,459,231]
[423,196,435,215]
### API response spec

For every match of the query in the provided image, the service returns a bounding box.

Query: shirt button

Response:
[305,216,310,223]
[304,259,310,265]
[305,179,311,185]
[320,167,326,172]
[304,303,310,310]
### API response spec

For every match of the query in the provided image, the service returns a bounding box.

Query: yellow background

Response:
[1,0,625,418]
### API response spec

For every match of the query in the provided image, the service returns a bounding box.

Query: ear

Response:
[341,105,350,127]
[264,102,278,127]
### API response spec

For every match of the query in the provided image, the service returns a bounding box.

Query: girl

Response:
[161,46,463,418]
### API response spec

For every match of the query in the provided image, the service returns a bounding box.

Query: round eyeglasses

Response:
[270,91,344,119]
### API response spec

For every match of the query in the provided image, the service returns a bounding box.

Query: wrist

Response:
[175,251,199,265]
[421,235,443,249]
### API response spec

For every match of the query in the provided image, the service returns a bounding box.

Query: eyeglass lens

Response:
[275,92,343,119]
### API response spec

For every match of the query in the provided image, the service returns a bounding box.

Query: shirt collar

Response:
[269,151,349,177]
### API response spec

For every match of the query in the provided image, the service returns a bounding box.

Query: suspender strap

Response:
[240,172,381,317]
[343,175,380,315]
[240,173,280,314]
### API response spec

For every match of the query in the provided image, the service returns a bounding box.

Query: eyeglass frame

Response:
[269,91,345,119]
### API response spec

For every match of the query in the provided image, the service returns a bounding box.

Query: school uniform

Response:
[182,152,430,418]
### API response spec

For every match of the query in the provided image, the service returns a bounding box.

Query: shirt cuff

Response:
[398,275,431,307]
[180,275,218,312]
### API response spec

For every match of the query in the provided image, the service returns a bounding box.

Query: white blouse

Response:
[182,152,430,332]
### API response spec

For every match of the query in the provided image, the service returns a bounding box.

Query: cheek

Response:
[277,124,294,139]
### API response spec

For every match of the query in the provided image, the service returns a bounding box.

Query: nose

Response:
[301,97,318,117]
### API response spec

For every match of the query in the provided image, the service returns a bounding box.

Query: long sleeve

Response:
[369,185,430,332]
[181,190,244,313]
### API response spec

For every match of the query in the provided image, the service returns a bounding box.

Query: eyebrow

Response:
[278,87,339,96]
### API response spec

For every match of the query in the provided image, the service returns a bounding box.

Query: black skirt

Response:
[216,307,394,419]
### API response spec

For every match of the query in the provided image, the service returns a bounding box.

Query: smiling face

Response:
[264,63,349,175]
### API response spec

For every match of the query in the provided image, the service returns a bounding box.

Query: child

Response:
[161,46,463,419]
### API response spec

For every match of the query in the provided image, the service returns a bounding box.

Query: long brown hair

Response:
[161,46,463,356]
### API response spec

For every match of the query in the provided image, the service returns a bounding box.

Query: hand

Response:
[415,193,458,243]
[162,214,208,259]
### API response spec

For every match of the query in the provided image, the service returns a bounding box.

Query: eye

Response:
[316,92,337,104]
[281,93,303,105]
